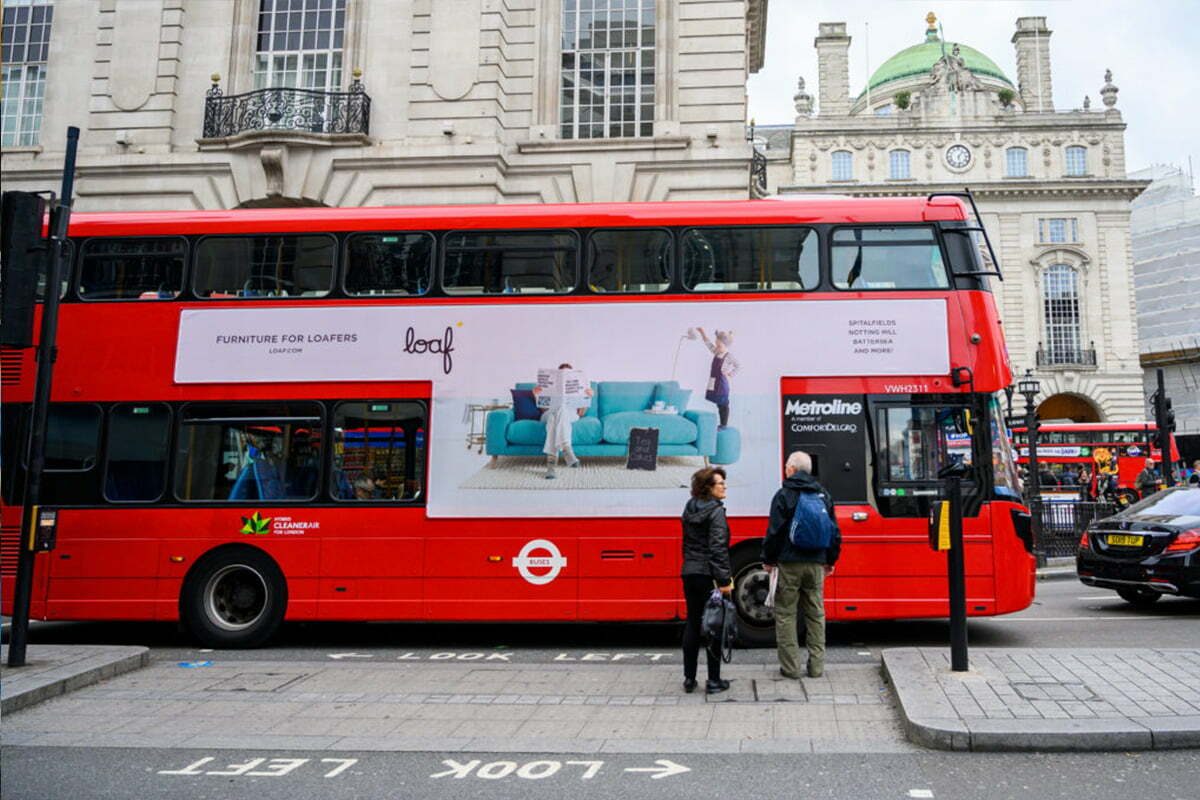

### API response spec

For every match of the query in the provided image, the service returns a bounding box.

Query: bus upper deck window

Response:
[193,235,335,299]
[586,229,672,293]
[443,231,577,295]
[79,238,186,300]
[832,226,949,290]
[345,233,434,296]
[682,227,818,292]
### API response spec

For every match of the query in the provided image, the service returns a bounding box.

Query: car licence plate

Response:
[1106,534,1144,547]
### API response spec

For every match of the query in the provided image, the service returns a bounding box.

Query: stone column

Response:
[1012,17,1053,112]
[815,23,851,117]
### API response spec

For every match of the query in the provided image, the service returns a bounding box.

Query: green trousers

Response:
[773,561,826,678]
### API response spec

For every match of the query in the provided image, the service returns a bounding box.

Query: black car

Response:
[1077,487,1200,606]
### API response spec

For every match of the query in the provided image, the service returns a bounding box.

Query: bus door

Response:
[849,396,995,618]
[780,393,875,611]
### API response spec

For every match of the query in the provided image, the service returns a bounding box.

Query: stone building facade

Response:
[1130,165,1200,458]
[779,14,1148,423]
[1,0,767,209]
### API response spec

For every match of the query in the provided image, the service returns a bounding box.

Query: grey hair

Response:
[785,451,812,474]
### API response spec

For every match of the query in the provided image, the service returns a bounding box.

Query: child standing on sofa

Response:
[696,328,739,429]
[532,363,593,479]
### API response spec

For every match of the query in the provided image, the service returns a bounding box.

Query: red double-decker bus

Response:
[1,196,1033,647]
[1012,422,1182,501]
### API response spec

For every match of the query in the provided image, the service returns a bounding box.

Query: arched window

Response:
[889,149,911,179]
[1042,264,1082,364]
[1005,147,1028,177]
[831,150,853,181]
[1065,145,1087,176]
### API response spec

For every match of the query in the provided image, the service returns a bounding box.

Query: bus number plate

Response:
[1106,534,1143,547]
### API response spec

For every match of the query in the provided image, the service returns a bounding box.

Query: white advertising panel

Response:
[175,298,949,518]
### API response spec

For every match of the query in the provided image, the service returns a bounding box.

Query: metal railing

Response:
[203,77,371,139]
[1031,498,1120,558]
[1036,342,1097,367]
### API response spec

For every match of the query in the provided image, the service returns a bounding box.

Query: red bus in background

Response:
[1,197,1034,647]
[1012,422,1182,502]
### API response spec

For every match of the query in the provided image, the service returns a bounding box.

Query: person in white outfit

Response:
[532,363,593,479]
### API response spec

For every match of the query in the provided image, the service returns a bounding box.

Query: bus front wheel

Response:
[181,547,287,648]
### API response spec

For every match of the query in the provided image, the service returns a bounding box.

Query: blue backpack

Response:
[788,489,836,549]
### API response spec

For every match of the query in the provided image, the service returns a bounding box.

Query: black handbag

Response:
[701,588,738,663]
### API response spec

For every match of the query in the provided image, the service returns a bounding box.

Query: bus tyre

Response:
[1115,587,1161,607]
[181,547,287,648]
[730,548,798,648]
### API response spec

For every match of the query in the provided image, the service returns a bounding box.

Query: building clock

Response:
[945,144,972,170]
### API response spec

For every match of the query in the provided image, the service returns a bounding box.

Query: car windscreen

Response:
[1121,488,1200,523]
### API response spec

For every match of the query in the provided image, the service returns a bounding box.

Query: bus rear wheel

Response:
[730,548,796,648]
[181,547,287,648]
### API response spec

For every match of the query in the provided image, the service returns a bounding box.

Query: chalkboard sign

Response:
[626,427,660,471]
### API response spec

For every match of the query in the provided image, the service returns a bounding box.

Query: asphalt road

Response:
[3,747,1199,800]
[6,576,1199,663]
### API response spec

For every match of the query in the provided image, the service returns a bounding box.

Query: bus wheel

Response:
[730,548,778,647]
[181,547,287,648]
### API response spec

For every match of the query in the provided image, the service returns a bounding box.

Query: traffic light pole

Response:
[1155,369,1175,488]
[7,127,78,668]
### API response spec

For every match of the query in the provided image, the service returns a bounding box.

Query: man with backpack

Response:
[762,450,841,679]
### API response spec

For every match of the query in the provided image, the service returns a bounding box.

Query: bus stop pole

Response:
[1156,370,1175,488]
[945,474,968,672]
[7,127,77,668]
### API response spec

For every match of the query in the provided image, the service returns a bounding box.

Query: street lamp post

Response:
[1004,383,1015,427]
[1018,369,1043,564]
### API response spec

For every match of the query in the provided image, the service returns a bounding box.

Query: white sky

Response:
[747,0,1200,179]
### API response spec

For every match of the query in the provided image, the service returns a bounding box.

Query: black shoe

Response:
[705,679,731,695]
[683,678,697,694]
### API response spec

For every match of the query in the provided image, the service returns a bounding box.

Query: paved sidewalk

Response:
[1,659,914,754]
[0,643,149,714]
[883,647,1200,751]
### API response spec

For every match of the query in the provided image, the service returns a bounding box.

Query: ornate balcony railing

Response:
[202,74,370,139]
[1036,342,1098,367]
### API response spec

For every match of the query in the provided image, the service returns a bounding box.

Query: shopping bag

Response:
[764,567,779,609]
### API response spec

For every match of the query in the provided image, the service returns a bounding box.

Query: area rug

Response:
[458,456,707,490]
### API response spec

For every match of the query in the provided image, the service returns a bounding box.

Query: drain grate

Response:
[752,678,809,703]
[1011,681,1101,703]
[205,672,309,692]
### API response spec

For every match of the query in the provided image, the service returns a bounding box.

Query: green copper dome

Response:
[858,38,1013,101]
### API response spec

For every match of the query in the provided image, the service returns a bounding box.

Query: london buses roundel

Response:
[511,539,568,585]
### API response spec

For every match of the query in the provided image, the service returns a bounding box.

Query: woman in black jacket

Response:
[680,466,734,694]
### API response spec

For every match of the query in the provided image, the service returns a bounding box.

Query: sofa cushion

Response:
[597,381,659,417]
[507,419,547,445]
[603,411,699,445]
[654,383,692,412]
[506,416,604,447]
[511,389,540,420]
[572,416,603,445]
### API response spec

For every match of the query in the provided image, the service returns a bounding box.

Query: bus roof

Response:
[62,196,970,237]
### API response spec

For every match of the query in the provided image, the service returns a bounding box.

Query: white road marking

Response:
[327,653,373,660]
[624,760,691,779]
[908,791,935,799]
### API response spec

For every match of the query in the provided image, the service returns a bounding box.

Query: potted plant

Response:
[998,88,1015,109]
[894,91,911,111]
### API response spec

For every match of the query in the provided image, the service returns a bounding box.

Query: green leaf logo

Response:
[240,512,272,535]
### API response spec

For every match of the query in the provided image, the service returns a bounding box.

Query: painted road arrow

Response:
[624,760,690,779]
[327,653,374,660]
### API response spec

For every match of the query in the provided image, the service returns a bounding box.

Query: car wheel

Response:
[1115,587,1161,607]
[181,547,287,648]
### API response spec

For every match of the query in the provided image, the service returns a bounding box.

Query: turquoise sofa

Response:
[486,380,735,462]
